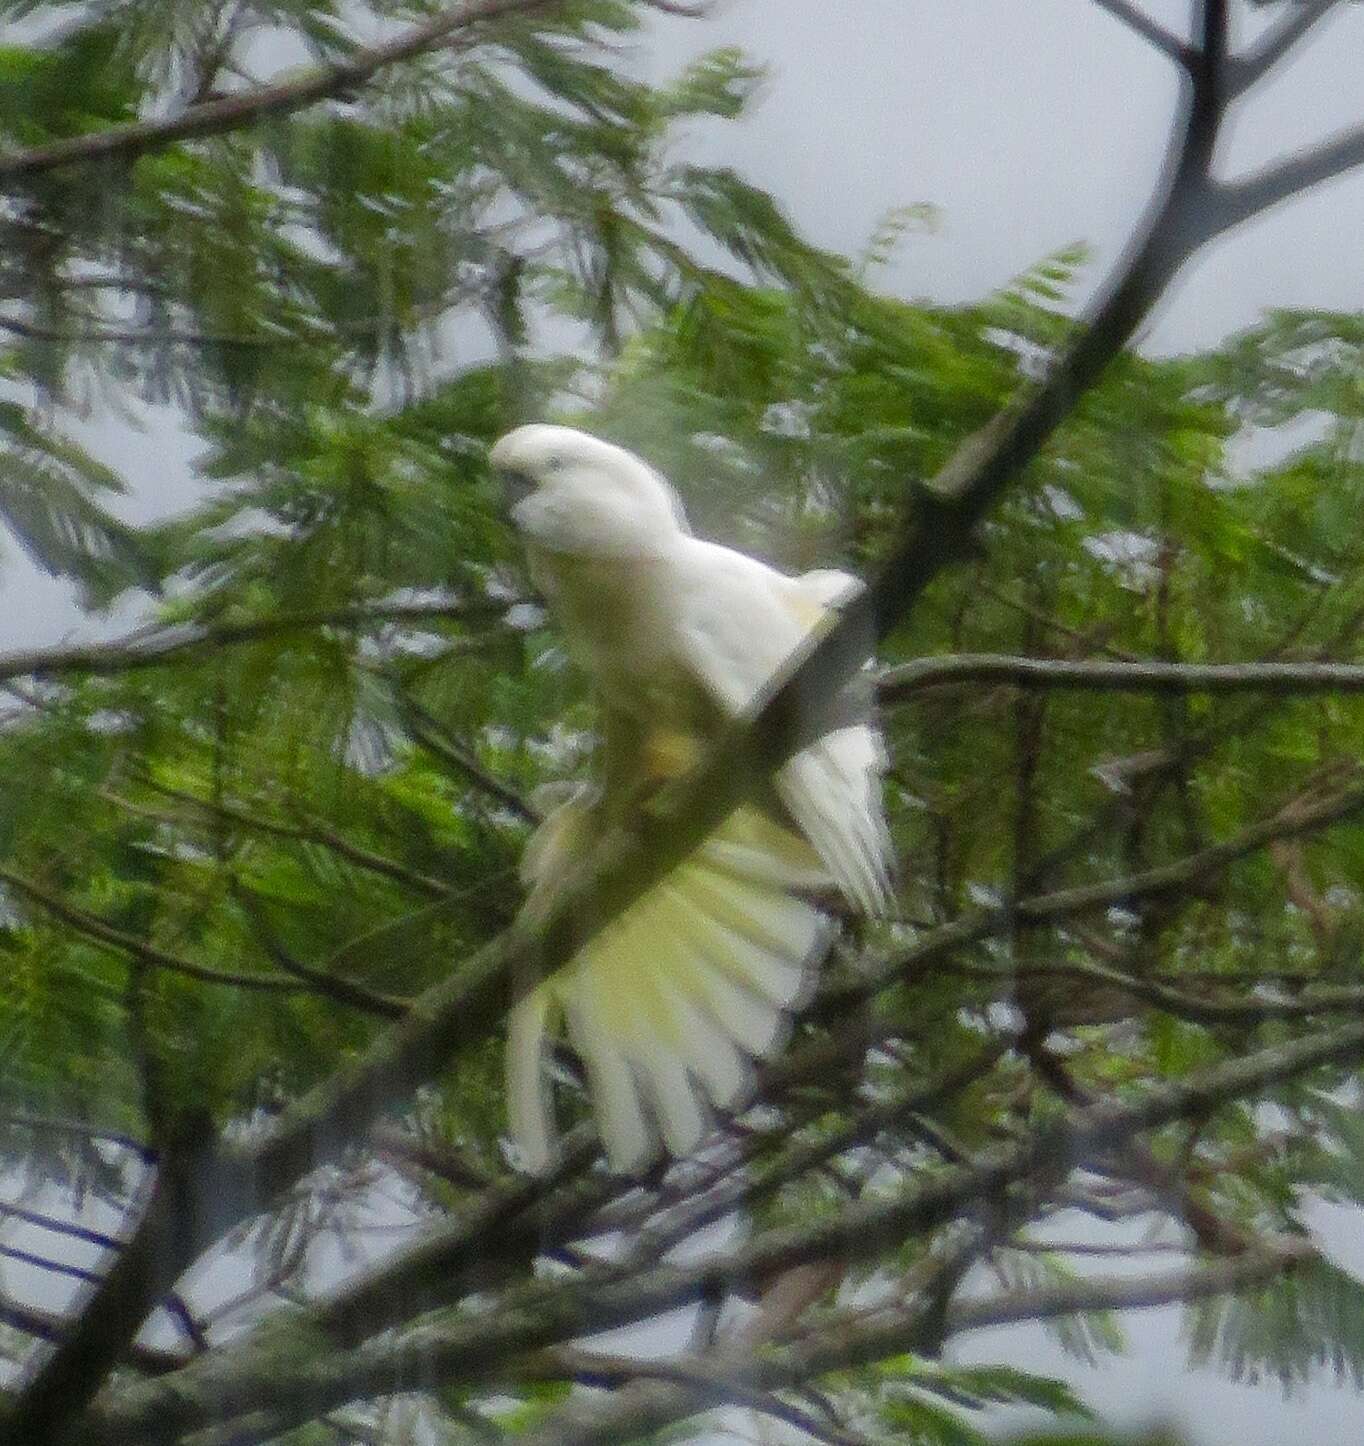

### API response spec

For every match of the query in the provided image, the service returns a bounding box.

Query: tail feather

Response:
[653,978,752,1110]
[563,989,657,1174]
[506,987,557,1174]
[506,800,833,1172]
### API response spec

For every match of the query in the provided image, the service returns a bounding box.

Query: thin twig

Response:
[396,691,540,824]
[0,598,513,687]
[123,779,450,900]
[1230,0,1342,96]
[0,867,305,993]
[1088,0,1194,66]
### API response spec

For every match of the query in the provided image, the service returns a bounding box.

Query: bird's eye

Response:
[545,454,565,472]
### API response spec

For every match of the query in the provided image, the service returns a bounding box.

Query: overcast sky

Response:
[7,5,1364,1440]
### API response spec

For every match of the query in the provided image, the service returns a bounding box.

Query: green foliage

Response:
[871,1359,1093,1445]
[1185,1255,1364,1392]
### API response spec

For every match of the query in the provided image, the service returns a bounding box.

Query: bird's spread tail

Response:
[507,795,833,1174]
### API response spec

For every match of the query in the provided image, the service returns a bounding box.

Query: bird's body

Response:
[490,424,892,1172]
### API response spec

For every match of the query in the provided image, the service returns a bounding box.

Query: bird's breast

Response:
[531,549,709,729]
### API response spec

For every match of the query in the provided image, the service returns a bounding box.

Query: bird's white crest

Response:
[490,423,690,558]
[491,423,894,1174]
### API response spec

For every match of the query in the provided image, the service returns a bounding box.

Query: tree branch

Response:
[0,1290,179,1375]
[230,883,409,1020]
[502,1244,1304,1446]
[395,692,540,824]
[1230,0,1343,96]
[945,1242,1310,1334]
[526,1349,877,1446]
[83,1021,1364,1444]
[879,653,1364,702]
[954,954,1364,1028]
[0,0,568,183]
[0,1201,122,1255]
[1210,122,1364,235]
[111,782,451,902]
[4,1127,216,1445]
[1088,0,1194,66]
[0,314,280,350]
[1,598,512,686]
[0,867,305,993]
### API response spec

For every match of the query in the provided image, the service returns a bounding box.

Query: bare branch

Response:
[0,1289,179,1374]
[946,1243,1310,1334]
[505,1244,1304,1446]
[1210,123,1364,235]
[1230,0,1342,96]
[0,0,568,183]
[396,692,540,824]
[0,1111,149,1157]
[879,652,1364,702]
[368,1125,495,1192]
[231,884,409,1021]
[0,1243,100,1284]
[1088,0,1194,66]
[0,314,279,350]
[807,777,1364,1039]
[954,955,1364,1028]
[642,0,713,16]
[530,1349,876,1446]
[0,1201,122,1254]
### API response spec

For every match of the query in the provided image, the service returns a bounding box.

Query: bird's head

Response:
[489,424,690,558]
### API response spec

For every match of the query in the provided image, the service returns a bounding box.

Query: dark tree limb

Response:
[396,691,541,824]
[230,883,409,1020]
[1211,123,1364,234]
[0,1291,180,1375]
[126,779,452,900]
[502,1243,1305,1446]
[2,1124,215,1445]
[944,1241,1310,1333]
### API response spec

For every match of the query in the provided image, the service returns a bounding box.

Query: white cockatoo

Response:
[489,423,892,1172]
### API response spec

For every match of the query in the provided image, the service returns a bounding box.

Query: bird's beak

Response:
[495,467,538,518]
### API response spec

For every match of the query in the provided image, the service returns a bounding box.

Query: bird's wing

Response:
[508,788,832,1173]
[673,541,893,916]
